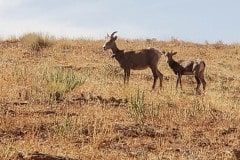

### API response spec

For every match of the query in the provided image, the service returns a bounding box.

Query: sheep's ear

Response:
[107,33,110,37]
[173,52,177,55]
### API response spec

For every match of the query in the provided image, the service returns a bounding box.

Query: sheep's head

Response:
[163,51,177,63]
[103,31,118,50]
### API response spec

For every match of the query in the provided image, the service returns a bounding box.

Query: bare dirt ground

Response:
[0,36,240,159]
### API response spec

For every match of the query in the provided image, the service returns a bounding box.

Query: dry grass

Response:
[0,36,240,159]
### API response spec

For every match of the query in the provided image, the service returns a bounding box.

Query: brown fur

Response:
[163,51,206,91]
[103,31,163,90]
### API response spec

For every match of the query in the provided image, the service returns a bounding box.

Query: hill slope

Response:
[0,36,240,159]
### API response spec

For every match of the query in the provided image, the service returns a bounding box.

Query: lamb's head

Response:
[163,51,177,63]
[103,31,118,50]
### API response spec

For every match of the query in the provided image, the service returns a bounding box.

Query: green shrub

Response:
[32,67,86,101]
[45,67,86,100]
[128,89,146,124]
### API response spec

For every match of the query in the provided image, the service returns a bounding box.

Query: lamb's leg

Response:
[199,71,206,90]
[176,74,182,89]
[179,74,182,89]
[195,75,201,91]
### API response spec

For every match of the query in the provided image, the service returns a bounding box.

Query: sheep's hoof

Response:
[195,89,201,95]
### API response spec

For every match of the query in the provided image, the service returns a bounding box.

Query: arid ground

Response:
[0,34,240,159]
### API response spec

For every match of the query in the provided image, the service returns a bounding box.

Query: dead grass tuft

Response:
[20,33,55,51]
[1,36,240,159]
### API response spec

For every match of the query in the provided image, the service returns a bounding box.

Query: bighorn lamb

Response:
[163,51,206,91]
[103,31,163,89]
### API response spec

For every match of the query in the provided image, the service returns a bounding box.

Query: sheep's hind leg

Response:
[151,67,158,90]
[156,69,163,89]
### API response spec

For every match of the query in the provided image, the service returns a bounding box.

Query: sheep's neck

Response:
[110,43,122,54]
[110,43,125,66]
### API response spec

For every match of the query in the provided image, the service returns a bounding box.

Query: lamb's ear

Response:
[173,52,177,55]
[113,36,117,41]
[161,50,166,55]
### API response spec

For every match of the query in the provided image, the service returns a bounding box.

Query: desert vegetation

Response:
[0,33,240,159]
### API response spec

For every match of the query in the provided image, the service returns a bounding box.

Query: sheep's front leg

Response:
[124,69,127,84]
[126,69,130,84]
[124,68,130,84]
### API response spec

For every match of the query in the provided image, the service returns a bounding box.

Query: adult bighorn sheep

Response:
[103,31,163,90]
[163,51,206,92]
